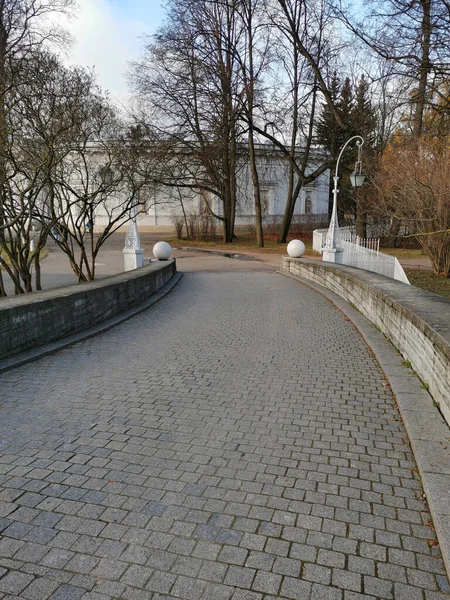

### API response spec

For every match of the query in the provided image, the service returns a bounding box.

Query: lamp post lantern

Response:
[322,135,365,263]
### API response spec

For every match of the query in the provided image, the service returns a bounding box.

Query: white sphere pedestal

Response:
[287,239,306,258]
[153,241,172,261]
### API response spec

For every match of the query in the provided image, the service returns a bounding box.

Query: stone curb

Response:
[0,271,183,374]
[280,270,450,581]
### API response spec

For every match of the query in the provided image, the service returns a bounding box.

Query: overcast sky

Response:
[65,0,166,102]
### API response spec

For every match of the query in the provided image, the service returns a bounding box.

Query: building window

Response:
[260,189,269,213]
[260,186,274,214]
[304,190,313,215]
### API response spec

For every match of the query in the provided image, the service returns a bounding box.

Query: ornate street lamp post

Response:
[322,135,365,263]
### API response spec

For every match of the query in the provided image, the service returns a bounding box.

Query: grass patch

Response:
[405,268,450,299]
[0,246,48,269]
[381,247,427,259]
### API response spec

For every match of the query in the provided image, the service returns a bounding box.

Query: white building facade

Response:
[95,144,330,229]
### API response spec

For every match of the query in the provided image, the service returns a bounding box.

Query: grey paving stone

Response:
[436,574,450,594]
[171,575,206,599]
[251,571,282,595]
[303,563,332,585]
[192,541,221,561]
[201,582,234,600]
[265,538,290,557]
[146,570,177,594]
[231,590,262,600]
[120,564,153,588]
[218,546,248,566]
[245,551,276,571]
[290,543,318,562]
[393,582,425,600]
[318,549,346,569]
[272,556,301,577]
[224,565,256,588]
[332,569,362,593]
[21,578,60,600]
[311,583,343,599]
[364,575,394,599]
[198,560,228,583]
[348,555,376,576]
[48,586,86,600]
[0,572,34,594]
[280,576,312,599]
[0,538,24,557]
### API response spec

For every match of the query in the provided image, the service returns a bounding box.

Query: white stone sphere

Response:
[153,241,172,260]
[287,239,306,258]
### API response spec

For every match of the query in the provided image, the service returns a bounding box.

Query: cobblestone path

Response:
[0,271,449,600]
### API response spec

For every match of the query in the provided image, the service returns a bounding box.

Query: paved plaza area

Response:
[0,258,449,599]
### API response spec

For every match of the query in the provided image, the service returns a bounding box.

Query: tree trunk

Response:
[248,131,263,247]
[0,267,5,296]
[0,251,23,294]
[355,192,367,238]
[243,6,264,248]
[180,197,190,240]
[229,123,237,242]
[279,178,303,242]
[34,253,42,290]
[387,218,402,247]
[278,49,299,244]
[248,135,264,248]
[278,155,297,243]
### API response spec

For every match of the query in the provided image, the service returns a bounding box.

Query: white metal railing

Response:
[313,229,410,284]
[341,239,410,284]
[312,229,324,253]
[313,228,352,252]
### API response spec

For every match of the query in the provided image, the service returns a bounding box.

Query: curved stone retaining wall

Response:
[281,257,450,427]
[0,260,176,360]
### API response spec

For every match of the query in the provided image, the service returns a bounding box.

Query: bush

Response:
[187,212,217,241]
[288,214,329,238]
[373,137,450,276]
[262,215,282,238]
[246,214,330,241]
[171,214,184,239]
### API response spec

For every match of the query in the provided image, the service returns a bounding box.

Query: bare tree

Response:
[0,52,153,293]
[48,111,156,282]
[233,0,272,247]
[0,0,74,232]
[0,0,74,295]
[334,0,450,139]
[373,137,450,275]
[250,0,339,242]
[130,0,247,243]
[0,51,84,294]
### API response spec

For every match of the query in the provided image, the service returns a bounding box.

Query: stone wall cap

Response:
[0,260,175,309]
[284,257,450,347]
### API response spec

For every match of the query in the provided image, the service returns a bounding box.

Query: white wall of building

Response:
[94,145,330,228]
